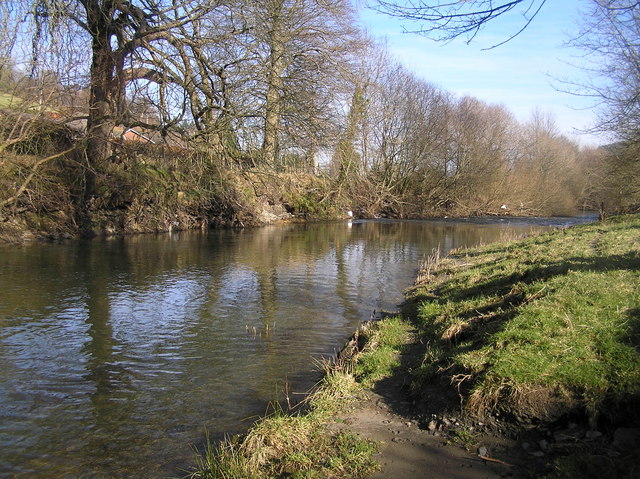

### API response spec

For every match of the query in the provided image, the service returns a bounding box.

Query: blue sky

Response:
[358,0,606,146]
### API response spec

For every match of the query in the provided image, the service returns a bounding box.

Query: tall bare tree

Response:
[129,2,249,162]
[339,48,455,215]
[444,97,516,212]
[510,109,584,214]
[569,0,640,140]
[561,1,640,212]
[244,0,360,169]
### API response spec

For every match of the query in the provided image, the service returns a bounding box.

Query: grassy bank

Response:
[405,214,640,477]
[408,214,640,425]
[189,215,639,478]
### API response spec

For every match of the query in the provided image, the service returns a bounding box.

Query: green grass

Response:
[190,389,379,479]
[408,214,640,423]
[447,426,479,451]
[0,92,58,113]
[0,92,21,108]
[191,409,378,479]
[353,316,411,387]
[189,318,412,478]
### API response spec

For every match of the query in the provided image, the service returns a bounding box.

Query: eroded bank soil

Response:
[328,342,550,479]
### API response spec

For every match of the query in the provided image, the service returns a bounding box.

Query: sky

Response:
[358,0,607,147]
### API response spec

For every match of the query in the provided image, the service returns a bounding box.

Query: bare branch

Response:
[0,146,75,209]
[371,0,548,46]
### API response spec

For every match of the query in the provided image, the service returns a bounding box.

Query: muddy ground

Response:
[328,341,578,479]
[328,375,539,478]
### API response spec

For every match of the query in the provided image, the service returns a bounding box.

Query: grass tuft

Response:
[187,321,398,478]
[190,408,378,479]
[352,316,412,387]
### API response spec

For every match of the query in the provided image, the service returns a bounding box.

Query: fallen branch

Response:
[0,147,76,209]
[521,285,547,306]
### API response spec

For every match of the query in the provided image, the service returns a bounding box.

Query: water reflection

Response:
[0,217,595,477]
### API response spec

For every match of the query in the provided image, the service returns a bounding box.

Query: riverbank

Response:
[190,214,640,478]
[1,138,593,245]
[0,158,347,244]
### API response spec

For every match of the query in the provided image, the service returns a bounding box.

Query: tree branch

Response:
[1,147,75,209]
[371,0,548,46]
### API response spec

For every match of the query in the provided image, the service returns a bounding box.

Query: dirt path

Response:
[328,340,535,479]
[330,388,521,479]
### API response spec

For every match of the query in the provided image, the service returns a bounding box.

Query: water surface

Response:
[0,216,595,477]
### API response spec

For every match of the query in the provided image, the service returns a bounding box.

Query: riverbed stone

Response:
[585,430,602,440]
[612,428,640,451]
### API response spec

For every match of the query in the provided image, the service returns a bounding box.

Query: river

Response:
[0,216,596,478]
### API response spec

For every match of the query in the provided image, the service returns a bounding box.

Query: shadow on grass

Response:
[626,308,640,345]
[367,332,463,421]
[366,247,640,426]
[364,297,485,423]
[445,251,640,303]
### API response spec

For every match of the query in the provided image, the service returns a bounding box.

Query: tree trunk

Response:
[84,1,122,199]
[262,2,286,169]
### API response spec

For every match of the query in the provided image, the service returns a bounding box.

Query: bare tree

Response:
[28,0,223,198]
[555,2,640,213]
[243,0,360,169]
[444,97,516,213]
[129,3,250,164]
[510,109,584,215]
[568,0,640,140]
[599,141,640,211]
[0,3,81,216]
[339,47,456,216]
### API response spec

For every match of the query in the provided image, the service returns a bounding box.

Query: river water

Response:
[0,216,596,478]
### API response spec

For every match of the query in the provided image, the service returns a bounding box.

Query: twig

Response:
[1,147,75,208]
[478,455,514,466]
[521,285,547,306]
